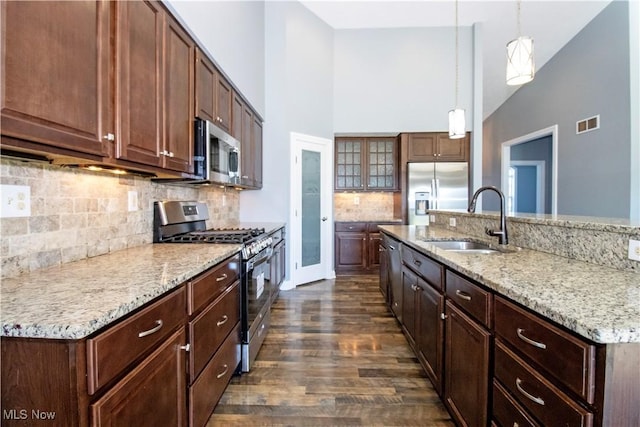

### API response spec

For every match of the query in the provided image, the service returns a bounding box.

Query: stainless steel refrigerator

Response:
[408,162,469,225]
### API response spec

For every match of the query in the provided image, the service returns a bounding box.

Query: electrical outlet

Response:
[449,217,456,227]
[628,239,640,262]
[127,191,138,212]
[430,214,436,223]
[1,184,31,218]
[353,196,360,205]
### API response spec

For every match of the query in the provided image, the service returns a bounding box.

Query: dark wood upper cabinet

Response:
[1,0,111,156]
[251,116,263,188]
[406,132,469,162]
[114,0,164,167]
[194,48,231,134]
[335,136,398,191]
[115,1,194,173]
[163,14,195,173]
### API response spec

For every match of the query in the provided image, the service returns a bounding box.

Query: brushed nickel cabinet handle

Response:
[516,328,547,349]
[216,315,229,327]
[413,259,422,266]
[516,378,545,406]
[216,364,229,379]
[138,319,163,338]
[455,290,472,301]
[103,133,115,141]
[179,343,190,352]
[389,245,396,251]
[216,273,228,282]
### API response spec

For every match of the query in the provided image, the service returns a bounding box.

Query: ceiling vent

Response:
[576,115,599,134]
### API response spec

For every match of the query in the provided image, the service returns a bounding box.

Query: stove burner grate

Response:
[163,227,266,244]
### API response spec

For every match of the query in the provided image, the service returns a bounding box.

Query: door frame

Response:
[509,160,546,214]
[288,132,335,289]
[501,125,558,215]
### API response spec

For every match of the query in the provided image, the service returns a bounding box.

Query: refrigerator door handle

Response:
[431,179,437,210]
[435,178,440,210]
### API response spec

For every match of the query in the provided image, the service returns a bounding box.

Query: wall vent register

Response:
[576,115,600,134]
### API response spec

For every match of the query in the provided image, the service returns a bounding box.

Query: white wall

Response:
[333,26,474,133]
[165,0,266,116]
[240,1,334,224]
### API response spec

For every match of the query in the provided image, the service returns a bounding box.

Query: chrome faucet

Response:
[468,186,509,245]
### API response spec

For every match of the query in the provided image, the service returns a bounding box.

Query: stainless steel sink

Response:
[426,240,500,254]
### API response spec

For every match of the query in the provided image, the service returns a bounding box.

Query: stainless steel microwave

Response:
[194,118,241,185]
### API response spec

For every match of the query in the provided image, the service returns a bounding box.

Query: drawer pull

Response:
[516,378,545,406]
[138,319,163,338]
[455,290,472,301]
[179,343,190,352]
[216,273,228,282]
[216,315,229,327]
[389,245,396,251]
[413,259,422,266]
[517,328,547,349]
[216,364,229,379]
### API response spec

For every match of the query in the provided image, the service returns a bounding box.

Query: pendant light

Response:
[448,0,465,139]
[506,0,535,85]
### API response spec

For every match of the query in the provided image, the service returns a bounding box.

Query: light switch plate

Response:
[628,239,640,262]
[1,184,31,218]
[430,214,436,223]
[353,196,360,205]
[449,217,456,227]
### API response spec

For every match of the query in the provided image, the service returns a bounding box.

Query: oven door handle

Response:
[246,250,270,271]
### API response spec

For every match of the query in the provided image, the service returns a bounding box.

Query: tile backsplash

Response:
[0,159,239,278]
[334,192,398,221]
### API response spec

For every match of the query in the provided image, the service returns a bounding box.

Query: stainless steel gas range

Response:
[153,200,275,372]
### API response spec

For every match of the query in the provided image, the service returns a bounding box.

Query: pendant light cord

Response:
[455,0,459,107]
[517,0,522,37]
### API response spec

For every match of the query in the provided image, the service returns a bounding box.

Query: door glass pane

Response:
[301,149,321,267]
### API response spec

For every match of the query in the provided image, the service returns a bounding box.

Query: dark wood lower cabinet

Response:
[444,301,491,427]
[416,278,445,396]
[335,222,400,274]
[91,329,187,426]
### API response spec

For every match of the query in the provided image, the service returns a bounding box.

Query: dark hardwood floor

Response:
[208,275,454,426]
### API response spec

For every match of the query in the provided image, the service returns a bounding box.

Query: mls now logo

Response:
[3,409,56,420]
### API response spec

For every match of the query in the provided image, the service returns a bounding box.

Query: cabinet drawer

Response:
[492,379,539,427]
[402,246,443,291]
[189,323,241,427]
[446,270,491,328]
[494,340,593,427]
[188,281,240,382]
[335,222,367,232]
[188,253,240,315]
[494,296,596,403]
[90,328,187,427]
[87,286,186,395]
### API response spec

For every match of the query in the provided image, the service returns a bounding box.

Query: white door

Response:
[290,132,334,287]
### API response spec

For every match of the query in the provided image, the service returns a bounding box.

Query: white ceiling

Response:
[299,0,612,118]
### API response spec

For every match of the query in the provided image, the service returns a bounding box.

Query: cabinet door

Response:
[1,0,110,156]
[215,75,232,133]
[91,329,187,427]
[387,237,403,321]
[252,116,263,188]
[445,301,491,427]
[240,104,254,186]
[335,232,367,271]
[231,93,244,140]
[436,133,469,162]
[366,137,397,190]
[416,279,445,396]
[115,0,163,167]
[335,138,365,190]
[164,15,194,173]
[368,232,382,268]
[407,133,437,162]
[401,267,418,342]
[195,49,215,122]
[378,240,389,301]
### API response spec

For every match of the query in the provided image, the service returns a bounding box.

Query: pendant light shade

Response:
[506,36,535,85]
[506,0,535,86]
[448,108,466,139]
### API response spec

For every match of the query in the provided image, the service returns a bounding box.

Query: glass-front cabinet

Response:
[334,136,398,191]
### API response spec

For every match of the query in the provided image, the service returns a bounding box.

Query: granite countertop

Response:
[379,225,640,344]
[1,244,242,340]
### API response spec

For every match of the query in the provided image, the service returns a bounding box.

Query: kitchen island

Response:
[379,224,639,427]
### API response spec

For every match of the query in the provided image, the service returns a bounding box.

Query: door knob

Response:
[321,217,328,221]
